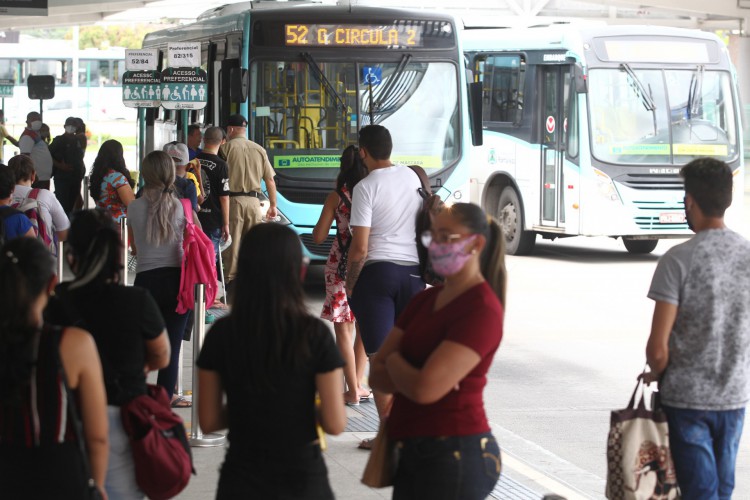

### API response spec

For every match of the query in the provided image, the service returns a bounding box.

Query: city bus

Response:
[140,3,472,260]
[463,24,744,254]
[0,40,132,124]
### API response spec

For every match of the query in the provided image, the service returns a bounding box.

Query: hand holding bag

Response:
[361,419,397,488]
[606,376,680,500]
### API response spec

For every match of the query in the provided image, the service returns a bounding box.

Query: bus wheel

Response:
[623,238,658,254]
[498,187,535,255]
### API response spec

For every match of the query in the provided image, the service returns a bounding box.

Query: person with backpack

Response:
[8,155,70,253]
[127,151,191,403]
[0,237,109,499]
[313,145,370,406]
[89,139,136,222]
[345,125,425,448]
[18,111,53,190]
[49,117,86,215]
[45,208,171,500]
[0,164,34,244]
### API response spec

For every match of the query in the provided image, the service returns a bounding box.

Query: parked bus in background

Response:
[463,24,744,254]
[140,3,472,260]
[0,40,132,124]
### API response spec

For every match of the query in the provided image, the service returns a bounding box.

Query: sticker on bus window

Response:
[274,155,340,168]
[673,144,728,156]
[609,144,670,155]
[390,155,443,169]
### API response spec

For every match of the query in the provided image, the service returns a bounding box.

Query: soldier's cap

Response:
[227,113,248,128]
[163,142,189,166]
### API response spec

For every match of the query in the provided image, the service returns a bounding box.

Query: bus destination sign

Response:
[285,24,423,48]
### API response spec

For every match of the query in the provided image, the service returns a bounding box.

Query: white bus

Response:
[463,24,744,254]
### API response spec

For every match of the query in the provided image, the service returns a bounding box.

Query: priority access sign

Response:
[122,70,161,108]
[160,67,207,110]
[0,79,13,98]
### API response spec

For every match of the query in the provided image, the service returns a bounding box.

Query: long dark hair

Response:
[336,145,367,192]
[89,139,133,200]
[229,224,313,392]
[449,203,507,306]
[0,238,56,405]
[67,209,123,289]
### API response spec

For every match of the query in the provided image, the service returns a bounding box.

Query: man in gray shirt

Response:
[645,157,750,499]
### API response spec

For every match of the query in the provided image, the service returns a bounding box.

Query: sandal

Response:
[358,438,374,450]
[171,396,192,408]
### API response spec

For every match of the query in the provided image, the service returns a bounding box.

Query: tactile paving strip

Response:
[345,403,547,499]
[344,399,380,432]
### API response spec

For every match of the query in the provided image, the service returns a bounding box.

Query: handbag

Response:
[120,384,195,500]
[361,419,397,488]
[606,377,680,500]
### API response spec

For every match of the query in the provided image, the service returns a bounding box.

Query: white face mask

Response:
[65,125,77,134]
[30,120,42,131]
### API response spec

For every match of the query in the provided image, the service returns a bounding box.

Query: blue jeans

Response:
[348,262,424,354]
[664,406,745,500]
[204,227,222,279]
[393,432,501,500]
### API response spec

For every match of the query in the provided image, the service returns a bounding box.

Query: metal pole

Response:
[56,241,64,282]
[120,217,128,285]
[83,175,90,209]
[177,343,184,397]
[218,247,227,306]
[190,283,225,447]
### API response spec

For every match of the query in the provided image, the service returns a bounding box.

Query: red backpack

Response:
[12,189,57,255]
[120,384,195,500]
[176,199,217,313]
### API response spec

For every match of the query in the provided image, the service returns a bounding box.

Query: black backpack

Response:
[407,165,444,286]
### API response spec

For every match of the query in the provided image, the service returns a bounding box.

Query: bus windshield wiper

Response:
[302,52,347,113]
[364,54,414,124]
[620,63,655,112]
[687,65,704,120]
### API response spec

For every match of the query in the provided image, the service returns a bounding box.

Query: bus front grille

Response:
[632,200,689,231]
[299,234,334,260]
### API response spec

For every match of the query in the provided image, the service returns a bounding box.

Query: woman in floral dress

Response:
[89,139,135,221]
[313,146,370,406]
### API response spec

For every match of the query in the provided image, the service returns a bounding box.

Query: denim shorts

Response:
[393,432,501,500]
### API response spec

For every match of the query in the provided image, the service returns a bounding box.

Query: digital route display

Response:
[285,24,424,48]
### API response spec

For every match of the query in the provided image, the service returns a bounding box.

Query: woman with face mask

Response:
[370,202,507,500]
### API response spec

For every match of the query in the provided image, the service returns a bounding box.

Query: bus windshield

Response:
[250,59,459,181]
[588,68,738,165]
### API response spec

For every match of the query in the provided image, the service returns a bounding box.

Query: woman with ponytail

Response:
[370,202,506,499]
[127,150,189,403]
[0,237,109,498]
[46,208,170,499]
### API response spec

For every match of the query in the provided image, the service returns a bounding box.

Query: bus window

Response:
[478,54,525,124]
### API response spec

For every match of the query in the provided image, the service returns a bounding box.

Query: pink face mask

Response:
[428,234,478,277]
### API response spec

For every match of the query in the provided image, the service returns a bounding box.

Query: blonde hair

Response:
[140,151,180,245]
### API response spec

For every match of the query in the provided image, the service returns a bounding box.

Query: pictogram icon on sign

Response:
[546,116,555,134]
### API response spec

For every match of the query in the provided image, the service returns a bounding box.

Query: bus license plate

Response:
[659,212,686,224]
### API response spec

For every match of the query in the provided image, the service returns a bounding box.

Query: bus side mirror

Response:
[469,82,484,146]
[573,63,587,94]
[230,68,248,103]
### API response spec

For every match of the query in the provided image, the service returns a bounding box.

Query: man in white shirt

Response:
[18,111,53,190]
[8,154,70,243]
[346,125,425,426]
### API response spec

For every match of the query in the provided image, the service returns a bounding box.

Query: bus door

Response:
[539,64,571,228]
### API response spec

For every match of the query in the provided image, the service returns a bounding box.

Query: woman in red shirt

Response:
[371,202,506,499]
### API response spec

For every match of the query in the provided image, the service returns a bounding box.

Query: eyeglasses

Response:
[420,231,473,247]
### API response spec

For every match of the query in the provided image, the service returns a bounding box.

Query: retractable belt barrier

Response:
[190,283,226,448]
[120,217,129,285]
[57,241,64,282]
[83,176,90,210]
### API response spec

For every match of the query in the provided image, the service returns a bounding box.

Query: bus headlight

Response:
[594,168,620,202]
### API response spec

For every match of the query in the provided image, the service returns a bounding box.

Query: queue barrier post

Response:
[120,217,128,285]
[82,176,90,210]
[189,283,226,447]
[57,241,64,282]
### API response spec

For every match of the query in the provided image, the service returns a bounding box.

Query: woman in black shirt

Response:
[198,223,346,499]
